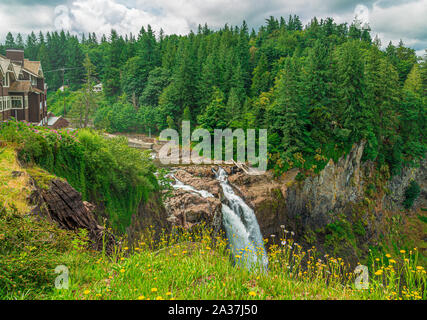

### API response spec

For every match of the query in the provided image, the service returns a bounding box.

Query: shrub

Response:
[0,206,75,298]
[403,181,421,209]
[0,120,158,232]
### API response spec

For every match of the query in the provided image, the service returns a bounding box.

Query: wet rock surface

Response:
[163,166,223,231]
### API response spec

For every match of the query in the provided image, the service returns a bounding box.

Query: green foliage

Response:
[403,181,421,209]
[198,88,229,132]
[6,16,425,178]
[0,121,158,232]
[4,222,423,300]
[47,89,74,116]
[0,205,76,298]
[140,67,171,107]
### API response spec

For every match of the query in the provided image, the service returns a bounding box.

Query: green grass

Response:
[2,215,425,300]
[0,120,159,233]
[0,126,425,301]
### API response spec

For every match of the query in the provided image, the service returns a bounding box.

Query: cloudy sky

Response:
[0,0,426,55]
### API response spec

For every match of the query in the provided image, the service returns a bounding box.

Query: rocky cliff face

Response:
[27,168,171,249]
[126,193,171,244]
[28,176,116,251]
[230,142,426,262]
[385,156,427,210]
[162,143,426,263]
[163,166,223,233]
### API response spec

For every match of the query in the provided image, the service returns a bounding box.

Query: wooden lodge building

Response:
[0,49,47,124]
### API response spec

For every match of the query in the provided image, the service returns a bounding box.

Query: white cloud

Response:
[0,0,425,54]
[68,0,190,36]
[369,0,427,51]
[0,3,54,40]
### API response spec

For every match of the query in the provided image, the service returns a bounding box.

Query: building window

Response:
[31,75,37,86]
[11,96,23,109]
[1,96,11,110]
[4,73,9,87]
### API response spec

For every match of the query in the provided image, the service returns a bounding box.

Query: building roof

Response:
[1,54,43,77]
[0,56,11,76]
[12,63,22,78]
[38,116,58,126]
[38,115,69,127]
[8,80,44,94]
[23,59,42,77]
[9,80,32,92]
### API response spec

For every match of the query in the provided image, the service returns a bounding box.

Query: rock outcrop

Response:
[230,142,426,262]
[385,156,427,210]
[126,193,171,244]
[28,176,116,252]
[162,166,222,232]
[161,143,426,263]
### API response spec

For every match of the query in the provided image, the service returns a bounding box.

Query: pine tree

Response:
[69,54,99,128]
[66,36,85,90]
[400,62,427,161]
[268,57,312,164]
[16,33,24,49]
[226,87,241,127]
[364,46,400,161]
[182,106,191,122]
[121,56,145,107]
[197,52,218,109]
[198,88,228,132]
[302,40,333,144]
[420,50,427,98]
[332,40,367,143]
[140,67,171,107]
[404,63,423,95]
[5,32,15,48]
[250,53,270,96]
[103,30,123,98]
[25,32,38,60]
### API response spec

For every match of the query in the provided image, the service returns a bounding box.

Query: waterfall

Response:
[169,173,215,198]
[165,168,268,270]
[214,167,268,270]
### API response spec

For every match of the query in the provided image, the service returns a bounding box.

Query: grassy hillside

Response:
[0,120,158,232]
[0,123,425,300]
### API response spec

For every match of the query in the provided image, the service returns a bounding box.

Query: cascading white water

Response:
[214,167,268,270]
[164,168,268,270]
[169,174,214,198]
